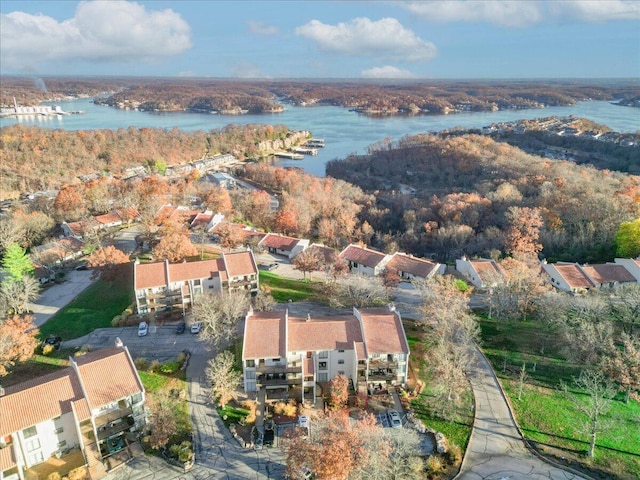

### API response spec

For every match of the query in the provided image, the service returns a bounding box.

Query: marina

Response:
[274,151,305,160]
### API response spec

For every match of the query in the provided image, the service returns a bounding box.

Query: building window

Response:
[57,440,67,448]
[25,438,40,452]
[246,359,255,368]
[23,426,37,438]
[338,370,345,375]
[245,370,256,380]
[132,392,143,404]
[194,279,201,286]
[54,427,64,434]
[28,451,44,465]
[338,349,344,353]
[338,360,345,365]
[319,373,328,382]
[319,351,328,359]
[271,358,281,363]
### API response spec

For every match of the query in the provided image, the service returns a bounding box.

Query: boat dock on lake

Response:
[275,151,305,160]
[305,138,325,148]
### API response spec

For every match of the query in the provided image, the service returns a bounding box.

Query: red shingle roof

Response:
[223,251,258,278]
[288,317,363,352]
[555,264,595,289]
[387,253,438,278]
[339,244,388,268]
[470,260,503,284]
[0,346,142,437]
[134,261,167,289]
[95,211,122,225]
[0,443,16,471]
[243,312,287,359]
[258,233,300,251]
[359,308,409,355]
[74,346,144,410]
[581,264,636,284]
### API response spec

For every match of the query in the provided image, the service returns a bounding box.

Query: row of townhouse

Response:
[133,250,259,314]
[241,305,410,402]
[0,345,145,480]
[455,255,640,292]
[61,208,140,239]
[541,258,640,293]
[256,234,445,282]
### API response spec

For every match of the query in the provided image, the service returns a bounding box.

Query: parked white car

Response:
[190,322,202,334]
[138,321,148,337]
[387,409,402,428]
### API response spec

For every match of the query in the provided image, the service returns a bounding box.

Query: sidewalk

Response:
[28,270,94,327]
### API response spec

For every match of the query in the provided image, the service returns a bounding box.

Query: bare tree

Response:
[562,370,617,458]
[205,350,241,408]
[606,283,640,335]
[146,391,179,449]
[327,273,390,308]
[0,276,40,316]
[291,248,323,280]
[600,334,640,404]
[191,290,250,346]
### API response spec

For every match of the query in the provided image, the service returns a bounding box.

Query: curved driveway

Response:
[457,347,588,480]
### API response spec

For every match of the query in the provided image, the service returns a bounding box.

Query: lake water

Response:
[1,98,638,177]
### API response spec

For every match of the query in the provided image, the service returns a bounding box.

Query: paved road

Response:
[456,347,588,480]
[28,270,94,327]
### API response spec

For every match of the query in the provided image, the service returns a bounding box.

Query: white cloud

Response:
[295,17,437,62]
[400,0,639,28]
[361,66,415,79]
[230,61,269,79]
[247,20,279,36]
[0,0,192,71]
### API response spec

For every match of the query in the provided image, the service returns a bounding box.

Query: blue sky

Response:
[1,0,639,78]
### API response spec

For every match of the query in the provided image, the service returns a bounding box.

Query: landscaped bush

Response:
[160,360,180,374]
[111,315,122,327]
[168,440,194,463]
[135,357,149,371]
[67,466,87,480]
[446,444,462,466]
[149,360,161,372]
[177,351,187,366]
[46,472,61,480]
[425,455,444,476]
[273,400,297,417]
[241,399,257,424]
[41,344,56,356]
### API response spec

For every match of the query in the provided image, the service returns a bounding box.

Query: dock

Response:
[275,151,305,160]
[291,147,318,155]
[305,138,325,148]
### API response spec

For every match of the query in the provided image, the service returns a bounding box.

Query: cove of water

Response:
[1,98,637,177]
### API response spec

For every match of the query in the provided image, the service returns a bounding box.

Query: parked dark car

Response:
[176,321,186,334]
[258,263,279,271]
[44,336,62,350]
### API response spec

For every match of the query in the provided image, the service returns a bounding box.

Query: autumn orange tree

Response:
[327,374,349,410]
[87,245,131,281]
[504,206,544,258]
[281,411,391,480]
[152,233,198,262]
[291,248,322,281]
[0,315,39,376]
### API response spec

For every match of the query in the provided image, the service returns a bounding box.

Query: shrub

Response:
[241,399,257,424]
[274,400,297,417]
[447,444,462,466]
[47,473,62,480]
[74,346,90,357]
[425,455,444,476]
[453,279,469,292]
[408,456,424,474]
[177,351,187,366]
[67,466,88,480]
[111,315,122,327]
[135,357,149,371]
[169,440,193,463]
[160,360,180,374]
[354,392,368,409]
[42,344,56,356]
[149,360,161,372]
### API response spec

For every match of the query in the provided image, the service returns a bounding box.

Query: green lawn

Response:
[38,279,133,340]
[258,271,323,302]
[217,405,250,427]
[478,314,640,479]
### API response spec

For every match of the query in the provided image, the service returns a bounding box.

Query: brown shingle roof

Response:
[95,211,122,225]
[288,316,363,352]
[359,309,409,355]
[74,346,144,410]
[259,233,300,251]
[0,443,16,471]
[170,259,222,283]
[243,312,287,359]
[470,260,503,283]
[223,251,258,278]
[134,261,167,289]
[581,264,636,284]
[387,253,438,278]
[555,264,595,288]
[0,346,142,437]
[0,369,82,436]
[339,244,388,268]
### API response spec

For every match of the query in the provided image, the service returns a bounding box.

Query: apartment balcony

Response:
[97,416,135,441]
[368,359,399,370]
[256,374,303,387]
[366,369,399,382]
[255,364,302,374]
[95,406,133,428]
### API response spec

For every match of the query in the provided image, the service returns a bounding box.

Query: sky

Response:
[1,0,639,79]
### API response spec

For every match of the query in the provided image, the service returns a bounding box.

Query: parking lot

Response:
[64,325,211,362]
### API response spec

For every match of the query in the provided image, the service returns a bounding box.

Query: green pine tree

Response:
[2,243,34,282]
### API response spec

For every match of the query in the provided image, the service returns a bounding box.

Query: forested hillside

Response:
[327,134,640,263]
[0,124,291,197]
